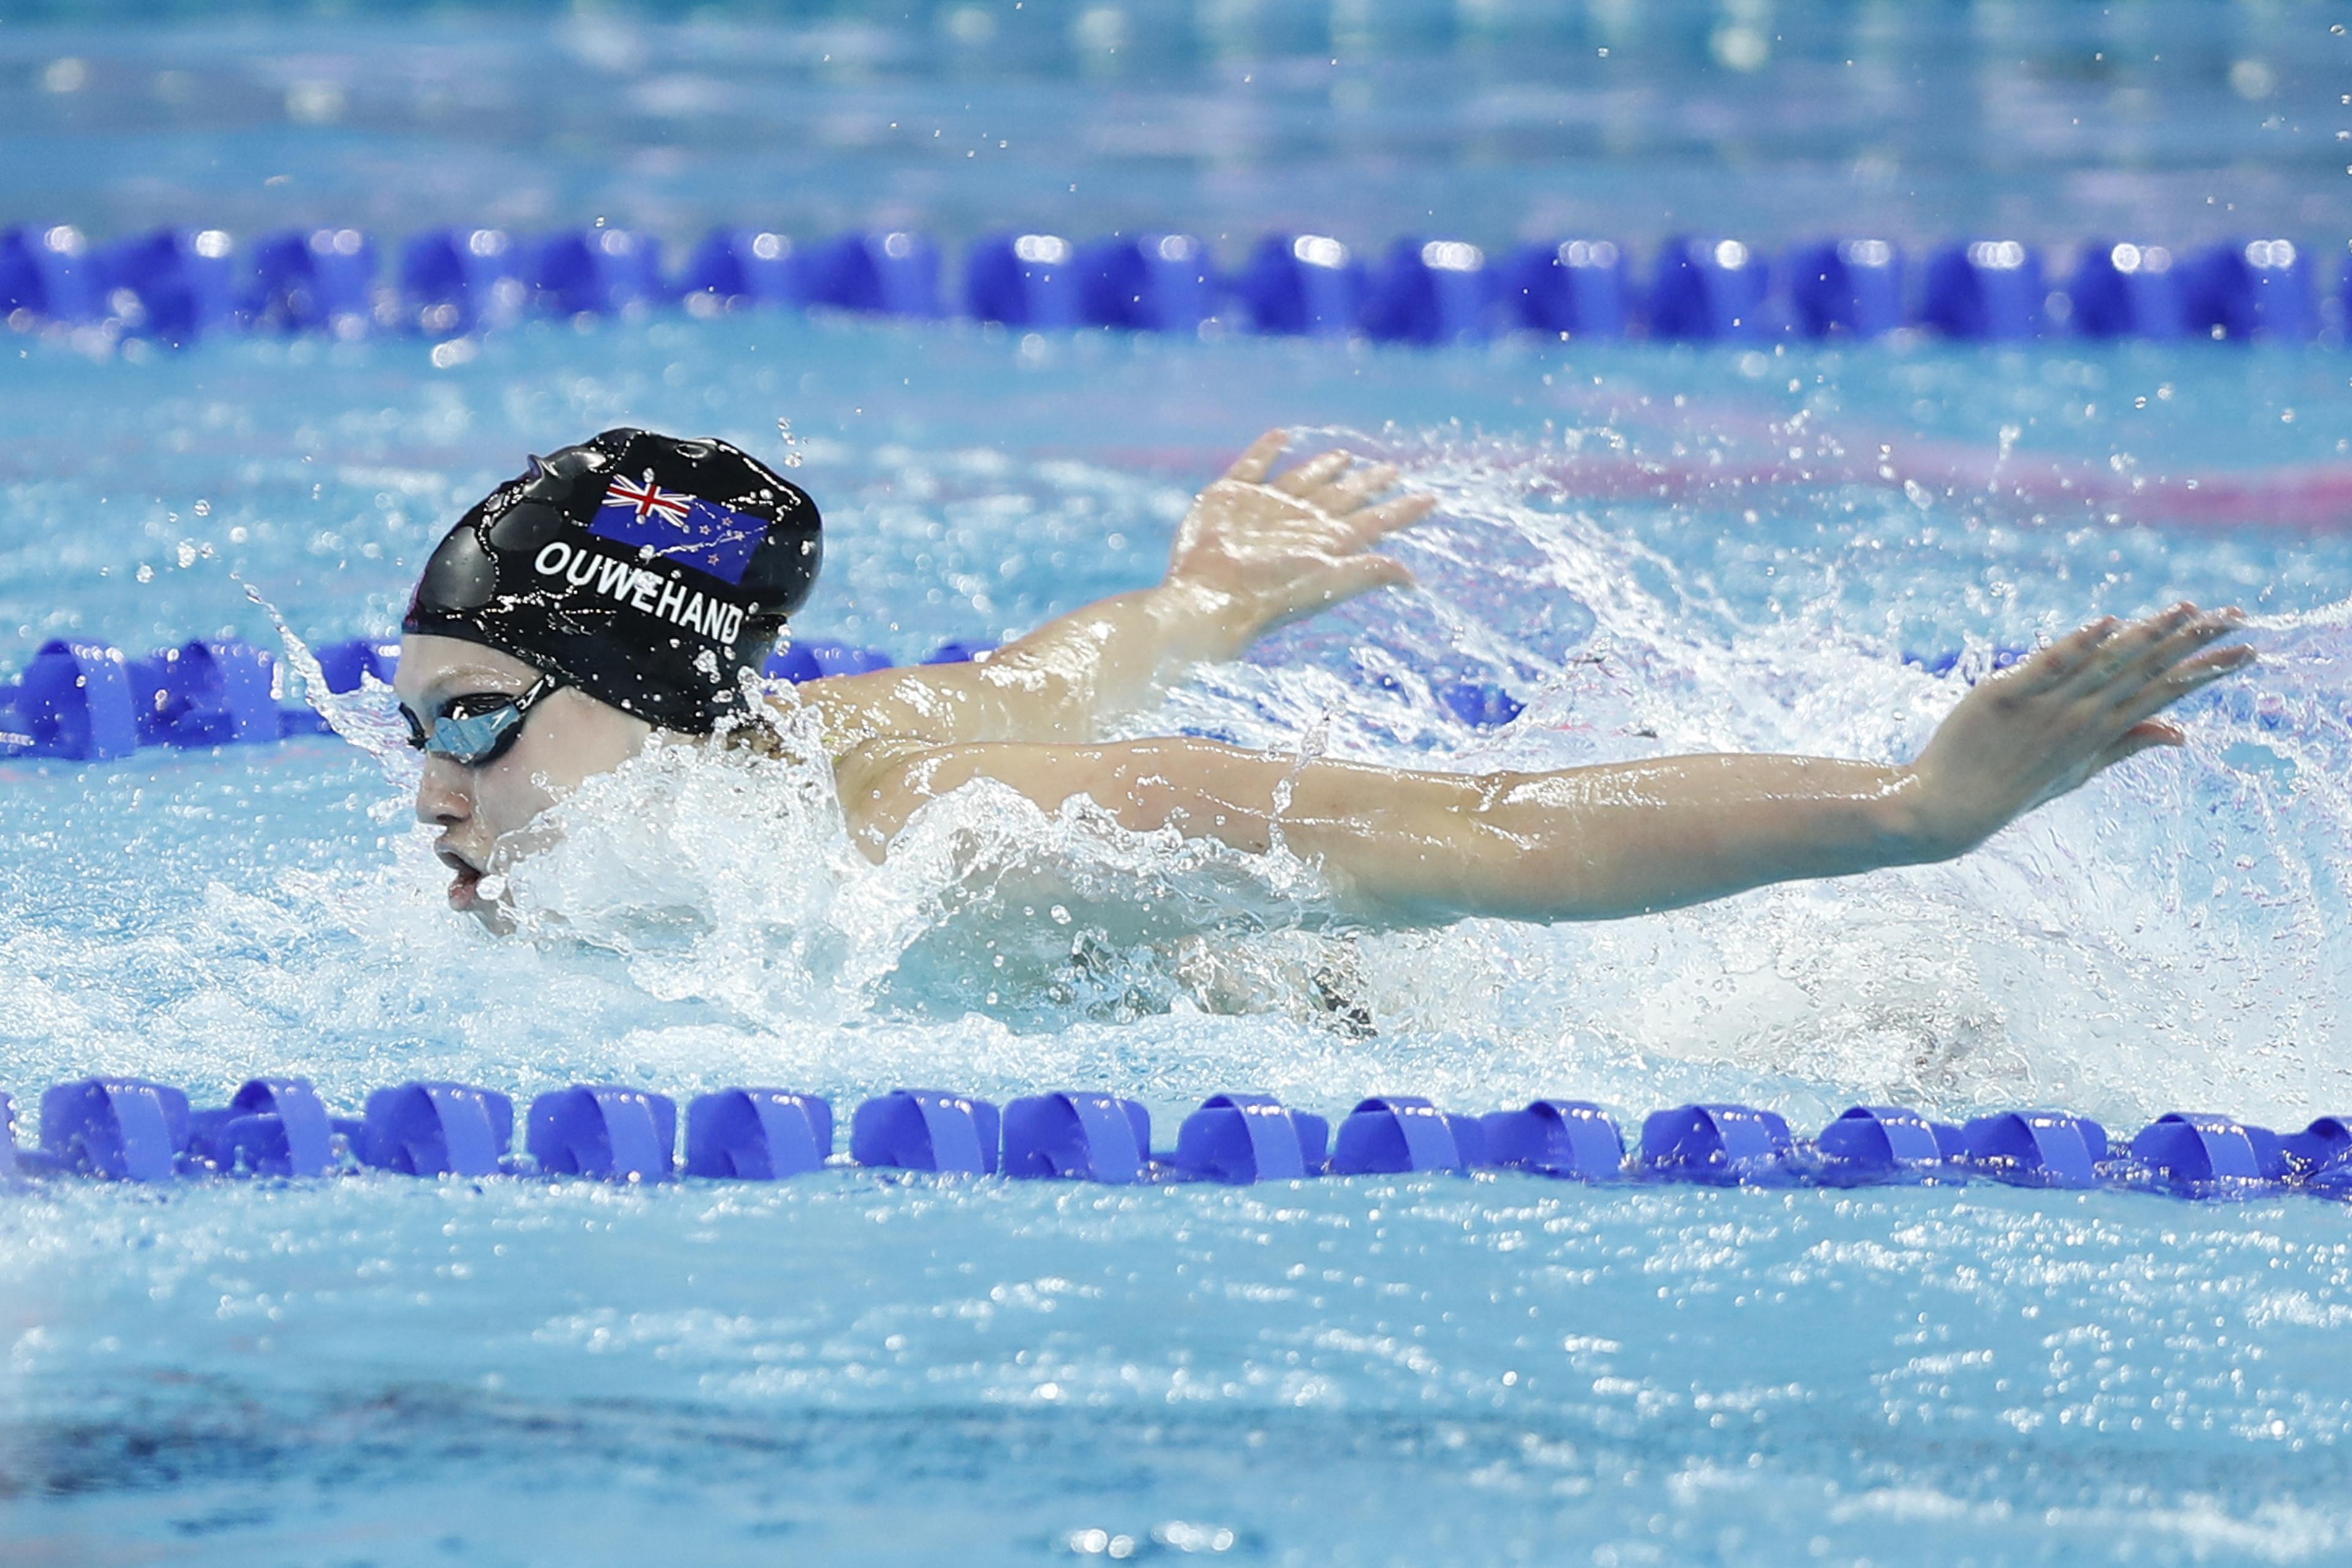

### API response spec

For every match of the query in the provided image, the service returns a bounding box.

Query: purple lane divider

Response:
[1812,1105,1964,1186]
[2128,1112,2273,1199]
[1960,1110,2108,1189]
[2266,1117,2352,1183]
[1330,1096,1483,1175]
[1501,238,1628,339]
[1919,239,2046,340]
[1480,1099,1624,1180]
[850,1090,1000,1175]
[680,229,808,312]
[1076,233,1214,332]
[361,1082,513,1178]
[1648,235,1773,340]
[9,641,140,761]
[1235,232,1366,337]
[1639,1103,1796,1185]
[1786,238,1905,339]
[1174,1093,1329,1184]
[802,230,941,317]
[187,1077,336,1177]
[685,1089,833,1180]
[40,1078,191,1182]
[524,228,666,317]
[128,639,279,748]
[1002,1092,1152,1183]
[966,232,1085,329]
[526,1084,676,1183]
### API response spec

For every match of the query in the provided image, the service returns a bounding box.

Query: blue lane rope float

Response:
[685,1088,832,1180]
[0,628,2217,764]
[2,633,1531,761]
[360,1080,512,1177]
[7,1076,2350,1206]
[7,222,2346,347]
[1175,1093,1330,1183]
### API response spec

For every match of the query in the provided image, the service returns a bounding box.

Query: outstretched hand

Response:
[1164,429,1436,647]
[1903,603,2255,856]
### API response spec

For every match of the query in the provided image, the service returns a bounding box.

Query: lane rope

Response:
[9,1076,2346,1204]
[6,224,2343,347]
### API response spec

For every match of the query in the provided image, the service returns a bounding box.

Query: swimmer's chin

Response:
[440,853,519,934]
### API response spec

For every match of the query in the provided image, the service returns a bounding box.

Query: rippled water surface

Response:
[7,4,2352,1563]
[3,306,2349,1566]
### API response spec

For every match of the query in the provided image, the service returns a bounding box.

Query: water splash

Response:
[244,577,420,791]
[282,423,2347,1129]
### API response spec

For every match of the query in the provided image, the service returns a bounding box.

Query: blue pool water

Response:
[7,6,2352,1564]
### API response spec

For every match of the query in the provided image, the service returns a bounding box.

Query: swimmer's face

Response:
[394,633,652,927]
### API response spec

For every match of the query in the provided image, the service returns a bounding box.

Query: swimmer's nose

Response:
[413,753,472,827]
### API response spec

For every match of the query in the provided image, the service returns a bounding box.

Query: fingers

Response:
[1272,450,1352,497]
[1342,491,1438,546]
[2114,606,2245,692]
[2065,602,2244,699]
[2088,720,2185,775]
[1316,460,1400,512]
[1315,552,1417,605]
[2109,641,2257,730]
[2064,602,2196,694]
[1223,429,1289,484]
[2005,617,2120,694]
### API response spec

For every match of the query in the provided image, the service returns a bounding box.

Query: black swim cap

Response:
[403,428,821,733]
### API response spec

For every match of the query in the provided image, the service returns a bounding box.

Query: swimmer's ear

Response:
[1223,429,1289,484]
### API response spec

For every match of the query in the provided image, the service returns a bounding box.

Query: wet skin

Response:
[394,432,2256,930]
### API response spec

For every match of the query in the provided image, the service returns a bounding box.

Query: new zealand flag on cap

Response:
[589,470,765,585]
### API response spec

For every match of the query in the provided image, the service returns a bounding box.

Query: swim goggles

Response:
[401,674,562,767]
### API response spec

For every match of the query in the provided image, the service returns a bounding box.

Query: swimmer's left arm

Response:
[840,736,1928,921]
[794,431,1432,749]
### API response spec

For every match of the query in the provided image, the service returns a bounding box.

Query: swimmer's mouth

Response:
[437,847,486,910]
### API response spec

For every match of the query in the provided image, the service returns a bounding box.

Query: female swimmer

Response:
[395,428,2253,929]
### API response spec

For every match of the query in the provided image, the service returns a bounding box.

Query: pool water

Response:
[7,5,2352,1565]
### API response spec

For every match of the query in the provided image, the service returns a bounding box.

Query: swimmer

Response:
[396,427,2255,931]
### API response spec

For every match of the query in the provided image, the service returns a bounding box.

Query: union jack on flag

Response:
[589,470,764,584]
[606,473,693,525]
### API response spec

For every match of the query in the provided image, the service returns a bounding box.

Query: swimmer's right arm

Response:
[792,431,1433,750]
[835,606,2252,923]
